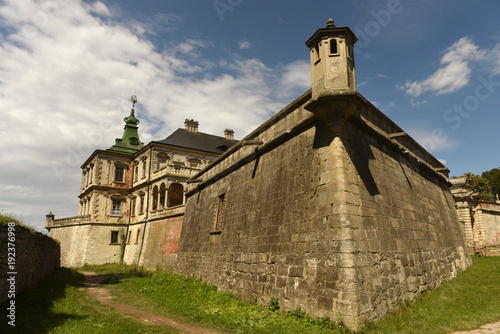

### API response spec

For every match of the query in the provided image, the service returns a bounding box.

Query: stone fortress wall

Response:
[0,222,60,303]
[174,89,470,329]
[173,20,470,329]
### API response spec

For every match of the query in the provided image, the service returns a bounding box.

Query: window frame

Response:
[131,197,136,216]
[110,231,119,244]
[139,194,145,215]
[111,200,121,216]
[142,160,147,179]
[134,163,139,182]
[211,193,226,235]
[329,38,339,55]
[135,229,141,244]
[114,166,125,183]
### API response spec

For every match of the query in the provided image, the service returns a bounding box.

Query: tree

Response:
[456,168,500,202]
[481,167,500,201]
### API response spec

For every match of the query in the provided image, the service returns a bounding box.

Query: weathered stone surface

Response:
[0,223,60,303]
[175,92,470,330]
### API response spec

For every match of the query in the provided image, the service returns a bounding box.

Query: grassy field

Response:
[1,257,499,333]
[0,268,178,334]
[83,264,351,334]
[364,256,500,334]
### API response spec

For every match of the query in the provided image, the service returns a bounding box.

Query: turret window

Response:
[314,45,320,62]
[330,39,338,55]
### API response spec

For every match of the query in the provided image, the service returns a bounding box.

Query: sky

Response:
[1,0,499,232]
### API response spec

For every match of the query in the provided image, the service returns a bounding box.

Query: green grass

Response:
[83,257,500,334]
[0,267,178,334]
[2,257,499,333]
[363,256,500,334]
[84,263,352,334]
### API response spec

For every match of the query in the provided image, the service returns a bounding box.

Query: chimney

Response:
[224,128,234,140]
[184,119,199,133]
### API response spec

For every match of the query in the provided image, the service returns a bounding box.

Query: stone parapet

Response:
[45,215,91,230]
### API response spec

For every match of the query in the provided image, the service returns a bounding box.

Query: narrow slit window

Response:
[315,45,320,60]
[139,195,145,214]
[330,39,338,54]
[215,194,226,232]
[135,229,141,244]
[131,197,136,216]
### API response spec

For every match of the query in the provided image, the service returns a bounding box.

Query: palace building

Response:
[46,101,237,268]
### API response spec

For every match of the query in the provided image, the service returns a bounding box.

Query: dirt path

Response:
[80,271,223,334]
[448,320,500,334]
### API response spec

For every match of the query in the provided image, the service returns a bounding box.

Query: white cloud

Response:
[357,73,388,88]
[239,39,251,50]
[278,60,311,95]
[87,1,110,17]
[410,99,427,106]
[405,128,458,153]
[0,0,313,231]
[404,37,486,97]
[371,100,395,112]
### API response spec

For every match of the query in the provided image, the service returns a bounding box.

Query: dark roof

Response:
[155,128,238,154]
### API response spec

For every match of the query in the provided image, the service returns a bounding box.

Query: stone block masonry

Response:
[0,222,60,303]
[175,90,471,330]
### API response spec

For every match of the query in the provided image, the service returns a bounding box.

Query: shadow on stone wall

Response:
[0,222,60,303]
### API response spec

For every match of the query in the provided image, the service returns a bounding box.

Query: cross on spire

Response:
[131,95,138,109]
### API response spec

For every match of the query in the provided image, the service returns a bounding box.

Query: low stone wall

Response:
[0,222,60,302]
[475,245,500,257]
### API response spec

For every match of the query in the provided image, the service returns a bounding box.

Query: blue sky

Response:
[1,0,499,231]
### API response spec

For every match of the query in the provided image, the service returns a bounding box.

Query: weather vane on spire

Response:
[131,95,138,109]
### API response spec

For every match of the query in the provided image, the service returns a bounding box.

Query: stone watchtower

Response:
[304,18,360,134]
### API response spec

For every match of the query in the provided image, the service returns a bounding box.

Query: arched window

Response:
[159,183,166,209]
[167,183,184,207]
[330,39,338,55]
[152,185,158,210]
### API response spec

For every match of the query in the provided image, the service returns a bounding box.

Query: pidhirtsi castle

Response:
[47,19,500,329]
